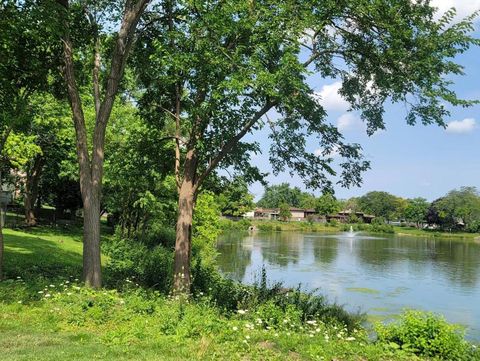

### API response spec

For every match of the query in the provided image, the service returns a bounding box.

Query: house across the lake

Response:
[326,209,375,224]
[242,207,374,223]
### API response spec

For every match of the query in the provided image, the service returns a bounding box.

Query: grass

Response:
[393,226,479,240]
[0,226,478,360]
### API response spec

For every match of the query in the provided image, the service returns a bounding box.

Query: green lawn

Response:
[0,226,477,360]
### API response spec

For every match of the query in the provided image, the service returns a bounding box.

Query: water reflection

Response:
[217,231,480,339]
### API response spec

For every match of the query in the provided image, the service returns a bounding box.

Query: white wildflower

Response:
[232,326,238,331]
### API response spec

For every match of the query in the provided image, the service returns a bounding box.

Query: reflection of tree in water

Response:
[434,240,480,288]
[313,237,338,265]
[354,236,480,289]
[216,232,252,281]
[260,232,302,267]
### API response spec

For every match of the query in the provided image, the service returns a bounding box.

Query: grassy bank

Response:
[392,226,480,240]
[1,227,478,360]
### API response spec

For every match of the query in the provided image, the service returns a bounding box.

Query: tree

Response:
[55,0,150,287]
[257,183,309,209]
[432,187,480,230]
[22,94,72,226]
[315,193,340,217]
[279,203,292,222]
[136,0,478,293]
[217,178,255,217]
[404,198,430,228]
[358,191,404,221]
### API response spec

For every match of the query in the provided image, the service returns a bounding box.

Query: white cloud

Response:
[314,81,350,112]
[445,118,476,134]
[337,113,364,132]
[430,0,480,22]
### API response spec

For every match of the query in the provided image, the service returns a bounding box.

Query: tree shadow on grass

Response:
[3,231,83,280]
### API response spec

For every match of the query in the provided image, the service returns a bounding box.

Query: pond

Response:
[217,230,480,340]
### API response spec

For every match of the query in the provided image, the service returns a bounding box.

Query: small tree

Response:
[279,203,292,222]
[404,198,430,228]
[315,193,340,217]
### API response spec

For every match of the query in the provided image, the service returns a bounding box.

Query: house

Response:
[326,209,375,224]
[250,207,314,221]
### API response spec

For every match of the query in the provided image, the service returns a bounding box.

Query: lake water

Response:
[217,231,480,340]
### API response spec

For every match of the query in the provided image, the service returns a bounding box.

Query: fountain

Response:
[346,225,356,238]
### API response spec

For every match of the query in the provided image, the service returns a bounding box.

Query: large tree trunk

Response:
[24,155,44,226]
[173,150,197,294]
[173,180,195,294]
[82,186,102,287]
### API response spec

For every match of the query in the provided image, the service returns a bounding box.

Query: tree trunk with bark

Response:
[173,149,198,294]
[24,155,44,226]
[57,0,149,288]
[82,186,102,287]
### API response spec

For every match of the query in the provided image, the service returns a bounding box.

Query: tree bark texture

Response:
[173,149,197,294]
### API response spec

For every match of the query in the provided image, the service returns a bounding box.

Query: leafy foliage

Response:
[376,310,477,360]
[357,191,404,221]
[315,193,341,216]
[430,187,480,231]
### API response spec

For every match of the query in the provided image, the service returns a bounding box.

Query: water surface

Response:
[217,231,480,339]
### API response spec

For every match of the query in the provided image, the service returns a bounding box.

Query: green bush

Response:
[141,225,176,248]
[257,223,274,232]
[372,216,386,225]
[376,310,477,360]
[219,218,251,231]
[103,238,173,293]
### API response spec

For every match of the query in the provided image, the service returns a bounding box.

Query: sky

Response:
[247,0,480,202]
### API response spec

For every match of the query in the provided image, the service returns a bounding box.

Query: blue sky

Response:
[248,1,480,202]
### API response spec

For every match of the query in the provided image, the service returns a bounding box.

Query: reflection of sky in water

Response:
[217,232,480,340]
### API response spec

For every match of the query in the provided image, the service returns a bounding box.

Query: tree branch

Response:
[194,101,275,192]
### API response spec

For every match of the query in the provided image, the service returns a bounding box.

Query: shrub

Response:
[257,223,274,232]
[142,225,176,248]
[328,219,338,227]
[372,216,386,225]
[376,310,477,360]
[103,238,173,293]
